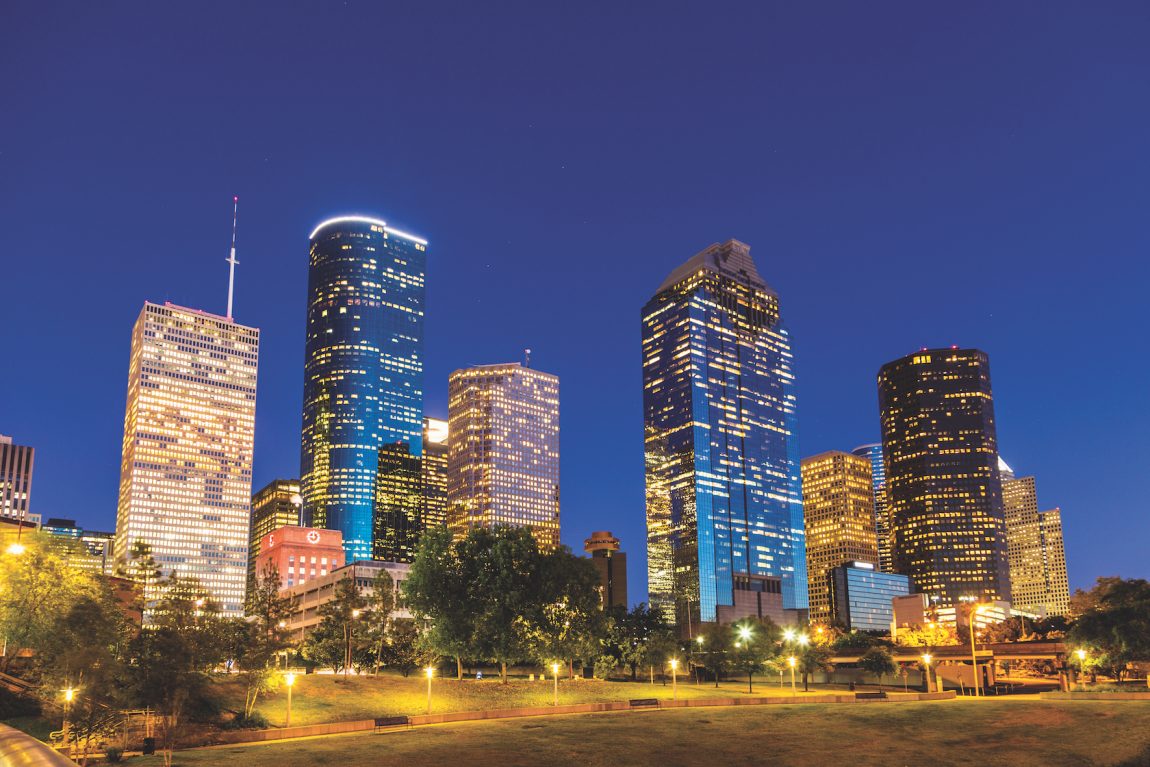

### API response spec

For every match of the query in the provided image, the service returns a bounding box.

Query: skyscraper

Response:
[0,435,35,525]
[247,479,302,606]
[877,348,1010,605]
[801,450,878,623]
[374,441,423,562]
[851,443,893,573]
[114,302,259,618]
[300,215,428,562]
[999,459,1070,616]
[642,239,806,631]
[584,531,628,610]
[446,363,560,550]
[422,418,449,531]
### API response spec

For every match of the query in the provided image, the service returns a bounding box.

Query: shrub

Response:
[105,747,124,763]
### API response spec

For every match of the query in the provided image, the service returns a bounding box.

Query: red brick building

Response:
[255,525,344,589]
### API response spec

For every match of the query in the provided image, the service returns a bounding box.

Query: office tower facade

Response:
[828,561,911,632]
[422,418,449,531]
[446,363,560,550]
[999,461,1070,616]
[0,436,35,524]
[114,302,259,618]
[247,479,302,605]
[300,216,428,562]
[374,442,423,562]
[877,348,1010,605]
[642,239,806,631]
[851,443,892,573]
[255,525,344,590]
[801,450,879,623]
[584,531,628,610]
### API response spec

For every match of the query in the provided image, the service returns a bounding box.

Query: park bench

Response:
[855,691,887,700]
[629,698,660,709]
[374,716,411,731]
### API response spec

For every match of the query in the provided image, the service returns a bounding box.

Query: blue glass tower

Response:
[642,240,806,631]
[300,216,427,562]
[851,443,892,573]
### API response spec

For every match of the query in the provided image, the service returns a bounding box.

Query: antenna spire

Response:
[524,348,532,368]
[226,196,239,321]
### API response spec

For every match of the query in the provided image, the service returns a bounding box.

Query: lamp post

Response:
[788,656,797,697]
[425,666,435,714]
[345,608,361,677]
[551,663,560,706]
[62,687,75,758]
[1075,649,1087,690]
[284,673,295,727]
[670,658,679,701]
[921,654,933,693]
[695,635,703,685]
[968,604,984,697]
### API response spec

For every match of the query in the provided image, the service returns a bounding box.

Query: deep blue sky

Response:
[3,2,1148,602]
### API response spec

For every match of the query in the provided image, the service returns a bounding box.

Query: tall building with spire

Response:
[801,450,878,623]
[999,459,1070,616]
[300,216,428,562]
[642,239,806,631]
[851,443,892,573]
[877,348,1010,605]
[113,302,259,619]
[446,363,560,550]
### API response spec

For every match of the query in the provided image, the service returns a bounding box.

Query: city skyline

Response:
[4,3,1149,605]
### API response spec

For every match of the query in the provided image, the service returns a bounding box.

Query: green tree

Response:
[404,527,476,680]
[795,644,834,692]
[730,618,779,693]
[603,604,672,682]
[315,576,367,676]
[1069,577,1150,682]
[363,569,395,675]
[226,564,293,720]
[858,646,897,690]
[696,622,733,688]
[382,618,434,677]
[466,527,541,683]
[521,549,607,677]
[299,619,344,673]
[0,533,100,671]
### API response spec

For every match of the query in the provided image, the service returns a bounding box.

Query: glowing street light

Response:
[1074,649,1088,690]
[425,666,435,714]
[788,656,797,697]
[5,542,25,556]
[551,663,560,706]
[670,658,679,701]
[62,687,75,757]
[968,604,986,697]
[783,628,796,643]
[921,654,934,693]
[284,673,296,727]
[738,625,753,642]
[797,634,810,647]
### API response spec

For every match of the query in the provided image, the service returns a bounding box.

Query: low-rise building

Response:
[827,561,911,632]
[41,518,115,574]
[255,525,345,590]
[281,560,411,640]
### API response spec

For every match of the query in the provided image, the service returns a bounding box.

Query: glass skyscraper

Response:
[642,239,806,631]
[877,348,1011,605]
[851,443,892,573]
[300,216,428,562]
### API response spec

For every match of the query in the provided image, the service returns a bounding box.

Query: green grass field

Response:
[218,672,839,726]
[165,699,1150,767]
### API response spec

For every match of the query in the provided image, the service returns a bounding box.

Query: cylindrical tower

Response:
[300,215,427,562]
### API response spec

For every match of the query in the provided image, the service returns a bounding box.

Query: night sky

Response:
[3,2,1148,603]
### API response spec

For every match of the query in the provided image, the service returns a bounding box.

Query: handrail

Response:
[0,724,75,766]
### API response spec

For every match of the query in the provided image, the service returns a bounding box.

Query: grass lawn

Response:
[163,699,1150,767]
[218,672,839,727]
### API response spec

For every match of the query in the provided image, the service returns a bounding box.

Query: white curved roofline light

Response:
[309,215,429,246]
[309,215,388,239]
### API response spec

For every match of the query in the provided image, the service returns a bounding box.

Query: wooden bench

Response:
[374,716,411,731]
[855,691,887,700]
[629,698,660,709]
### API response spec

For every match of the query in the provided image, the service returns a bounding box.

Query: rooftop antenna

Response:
[524,348,532,368]
[226,196,239,321]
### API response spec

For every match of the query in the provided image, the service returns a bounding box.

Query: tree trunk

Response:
[456,656,463,681]
[501,661,508,684]
[569,659,575,680]
[748,671,753,694]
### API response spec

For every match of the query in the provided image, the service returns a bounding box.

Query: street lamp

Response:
[738,625,753,642]
[695,635,704,685]
[921,654,933,693]
[783,628,796,643]
[424,666,435,714]
[551,663,560,706]
[788,656,797,697]
[968,604,985,697]
[345,609,362,677]
[1075,649,1088,690]
[284,673,295,727]
[797,634,810,647]
[62,688,75,758]
[670,658,679,701]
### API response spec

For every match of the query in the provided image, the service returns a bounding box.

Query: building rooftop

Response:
[656,239,771,293]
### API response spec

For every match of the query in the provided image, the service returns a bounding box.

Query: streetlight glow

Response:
[64,688,75,703]
[783,629,796,642]
[738,626,752,641]
[797,634,810,647]
[1075,649,1087,661]
[5,542,25,556]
